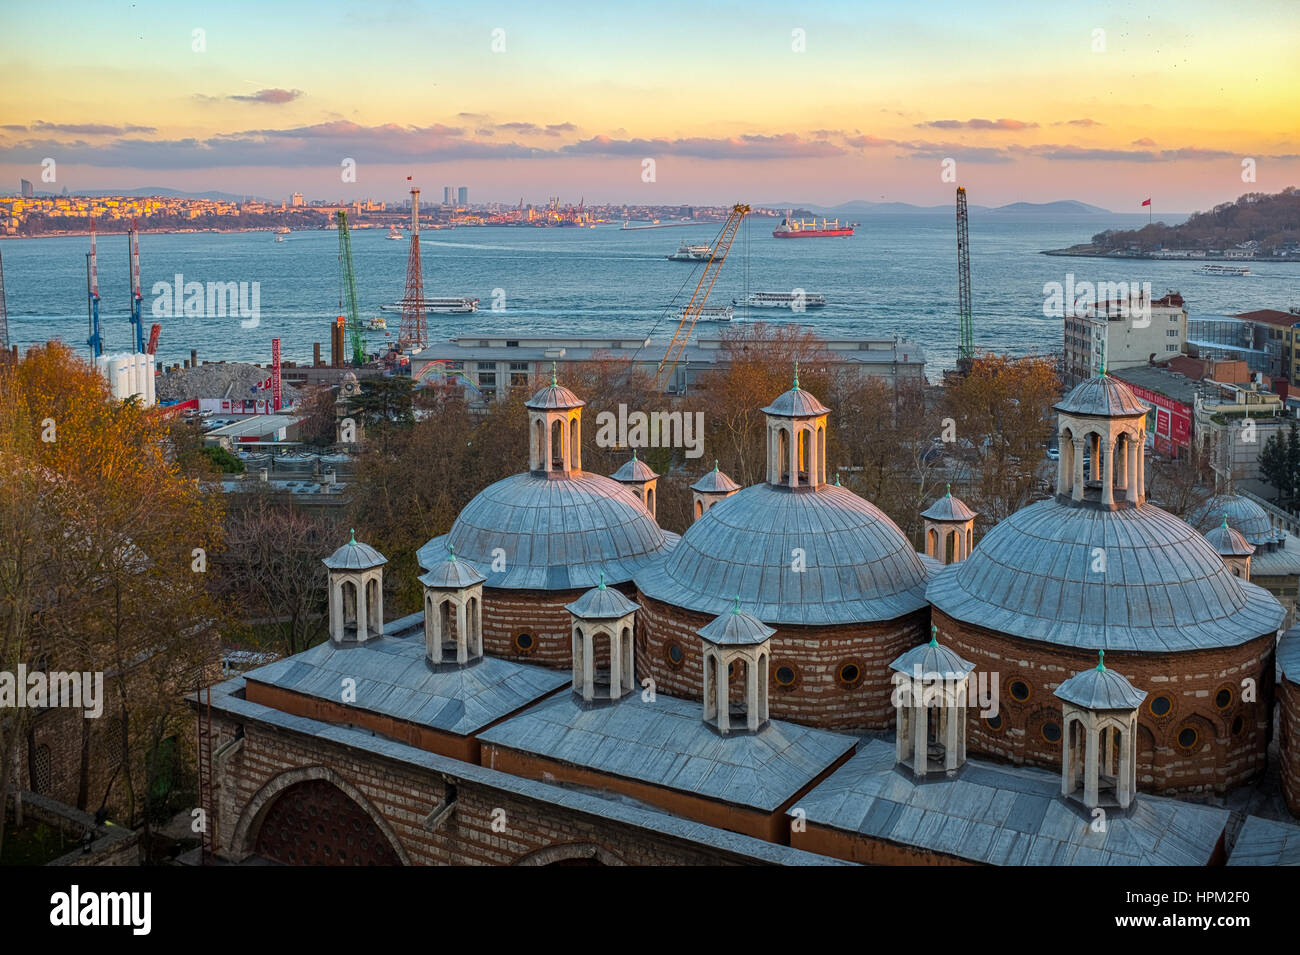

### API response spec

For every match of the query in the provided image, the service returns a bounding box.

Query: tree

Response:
[1258,428,1288,503]
[346,377,415,452]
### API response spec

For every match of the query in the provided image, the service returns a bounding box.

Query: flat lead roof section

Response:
[1227,816,1300,866]
[795,739,1230,866]
[479,692,857,813]
[198,677,849,866]
[242,620,569,737]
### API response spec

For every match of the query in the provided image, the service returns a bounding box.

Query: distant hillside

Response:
[770,198,1112,215]
[1088,187,1300,253]
[28,187,266,202]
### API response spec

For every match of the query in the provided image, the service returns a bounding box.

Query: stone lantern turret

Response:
[889,625,975,777]
[565,572,639,703]
[323,529,386,644]
[418,545,485,667]
[1054,650,1146,811]
[690,460,740,521]
[698,597,774,735]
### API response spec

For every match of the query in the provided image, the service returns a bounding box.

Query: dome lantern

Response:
[697,596,775,735]
[761,365,830,491]
[690,459,740,521]
[1054,650,1146,810]
[610,449,659,519]
[526,362,585,476]
[1053,372,1150,509]
[1204,514,1255,580]
[889,625,976,777]
[323,529,387,644]
[921,484,978,564]
[565,570,639,703]
[418,544,486,667]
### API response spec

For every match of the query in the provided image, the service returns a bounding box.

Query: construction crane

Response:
[655,202,749,390]
[146,323,161,356]
[127,219,144,354]
[955,186,974,375]
[86,218,103,358]
[398,185,428,352]
[336,210,366,367]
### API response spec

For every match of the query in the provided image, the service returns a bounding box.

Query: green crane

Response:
[956,186,974,374]
[336,210,366,367]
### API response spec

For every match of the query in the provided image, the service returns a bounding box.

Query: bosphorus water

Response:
[4,211,1297,379]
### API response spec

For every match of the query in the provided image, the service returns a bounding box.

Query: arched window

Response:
[695,499,704,519]
[550,419,565,469]
[778,428,790,482]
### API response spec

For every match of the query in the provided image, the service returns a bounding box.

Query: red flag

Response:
[1141,198,1152,206]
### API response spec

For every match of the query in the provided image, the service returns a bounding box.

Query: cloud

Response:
[1131,137,1157,146]
[228,88,302,104]
[1159,147,1234,160]
[917,118,1038,131]
[1054,118,1102,127]
[562,133,844,159]
[19,121,156,135]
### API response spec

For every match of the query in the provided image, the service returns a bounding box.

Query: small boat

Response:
[366,316,387,330]
[386,226,403,240]
[275,234,284,243]
[1199,264,1250,276]
[667,242,714,262]
[680,305,734,323]
[741,291,828,309]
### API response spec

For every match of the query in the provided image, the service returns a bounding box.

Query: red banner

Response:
[272,338,282,412]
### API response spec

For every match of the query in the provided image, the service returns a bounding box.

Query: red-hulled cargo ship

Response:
[772,216,855,238]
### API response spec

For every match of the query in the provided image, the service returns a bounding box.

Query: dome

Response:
[1204,519,1255,558]
[921,485,977,522]
[611,452,657,484]
[566,575,640,619]
[1054,654,1147,710]
[928,498,1284,652]
[1055,375,1150,418]
[636,482,931,625]
[890,634,975,680]
[762,385,830,418]
[525,381,584,411]
[418,548,485,589]
[1190,494,1280,547]
[418,471,675,590]
[691,461,740,494]
[698,599,776,646]
[323,532,387,570]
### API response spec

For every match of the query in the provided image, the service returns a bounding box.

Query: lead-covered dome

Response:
[1054,375,1150,417]
[636,482,930,625]
[927,498,1284,652]
[419,472,675,591]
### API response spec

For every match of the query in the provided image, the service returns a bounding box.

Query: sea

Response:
[3,212,1297,380]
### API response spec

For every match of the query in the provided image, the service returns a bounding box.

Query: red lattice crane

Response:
[398,183,428,353]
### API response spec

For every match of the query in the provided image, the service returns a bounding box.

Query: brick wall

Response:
[1281,676,1300,815]
[207,710,757,866]
[932,609,1276,794]
[636,594,929,730]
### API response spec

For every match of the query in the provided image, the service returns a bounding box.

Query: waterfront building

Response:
[1063,291,1187,386]
[195,370,1300,866]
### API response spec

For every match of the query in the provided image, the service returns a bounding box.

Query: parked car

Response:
[1046,447,1060,461]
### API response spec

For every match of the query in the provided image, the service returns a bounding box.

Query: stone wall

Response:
[932,609,1276,794]
[1281,676,1300,816]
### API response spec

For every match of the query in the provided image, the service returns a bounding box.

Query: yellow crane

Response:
[655,202,749,390]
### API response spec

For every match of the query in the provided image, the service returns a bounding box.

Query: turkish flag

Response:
[1141,198,1152,206]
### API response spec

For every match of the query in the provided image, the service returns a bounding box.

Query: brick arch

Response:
[231,765,411,865]
[514,842,627,866]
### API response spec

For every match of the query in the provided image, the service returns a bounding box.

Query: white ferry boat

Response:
[386,226,403,240]
[1199,264,1250,276]
[741,291,827,309]
[680,305,734,323]
[667,242,714,262]
[379,296,480,314]
[366,316,387,330]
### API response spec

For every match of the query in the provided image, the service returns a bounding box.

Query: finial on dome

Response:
[448,543,456,562]
[1222,513,1230,529]
[348,528,356,545]
[732,593,741,614]
[793,361,800,390]
[945,482,952,498]
[834,472,841,486]
[929,624,939,647]
[713,459,719,472]
[1097,649,1105,671]
[598,570,606,590]
[551,361,557,386]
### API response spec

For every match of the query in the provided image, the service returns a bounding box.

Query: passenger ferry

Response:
[680,305,734,322]
[379,296,480,314]
[1199,264,1251,276]
[667,242,714,262]
[741,291,827,309]
[386,226,404,240]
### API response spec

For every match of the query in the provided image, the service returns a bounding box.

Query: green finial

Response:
[1222,513,1230,529]
[348,528,356,545]
[632,448,637,460]
[834,472,841,487]
[793,361,800,390]
[448,543,456,562]
[551,361,557,386]
[732,593,741,614]
[713,459,719,472]
[930,624,939,647]
[1099,338,1107,378]
[599,570,606,590]
[1097,649,1106,671]
[945,482,952,498]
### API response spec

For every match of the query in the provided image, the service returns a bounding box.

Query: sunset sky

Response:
[2,0,1297,209]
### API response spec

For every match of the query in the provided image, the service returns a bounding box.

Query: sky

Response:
[1,0,1297,210]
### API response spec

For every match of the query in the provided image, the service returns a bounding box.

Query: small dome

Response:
[762,385,830,418]
[1055,375,1150,418]
[418,547,485,589]
[690,460,740,494]
[1204,518,1255,558]
[611,452,657,484]
[890,631,975,680]
[1190,494,1280,547]
[323,531,387,570]
[1054,653,1147,710]
[525,370,585,410]
[566,574,639,619]
[698,598,775,646]
[921,485,977,522]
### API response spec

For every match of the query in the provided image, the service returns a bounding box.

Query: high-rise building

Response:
[443,186,453,205]
[457,186,468,206]
[291,192,304,207]
[20,178,33,198]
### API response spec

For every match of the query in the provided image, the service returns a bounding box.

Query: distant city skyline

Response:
[2,0,1297,210]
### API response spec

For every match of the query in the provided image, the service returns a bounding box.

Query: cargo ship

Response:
[772,216,854,238]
